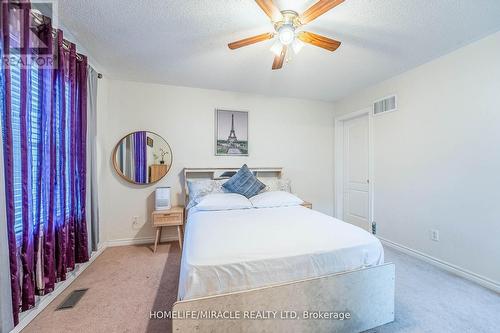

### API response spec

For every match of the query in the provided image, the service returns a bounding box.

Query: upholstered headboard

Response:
[183,167,283,201]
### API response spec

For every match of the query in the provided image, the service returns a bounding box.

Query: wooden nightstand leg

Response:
[177,225,183,250]
[154,227,161,253]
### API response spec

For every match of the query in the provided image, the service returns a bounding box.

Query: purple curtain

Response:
[18,0,35,312]
[134,131,147,183]
[1,0,21,325]
[75,47,89,263]
[1,2,89,325]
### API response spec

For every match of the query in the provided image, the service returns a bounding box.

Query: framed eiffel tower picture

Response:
[215,109,249,156]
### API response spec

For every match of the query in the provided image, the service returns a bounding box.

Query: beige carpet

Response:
[22,243,180,333]
[22,243,499,333]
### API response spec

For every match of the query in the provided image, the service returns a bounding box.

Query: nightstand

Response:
[152,206,184,253]
[301,201,312,209]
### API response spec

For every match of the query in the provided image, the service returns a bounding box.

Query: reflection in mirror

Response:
[113,131,172,184]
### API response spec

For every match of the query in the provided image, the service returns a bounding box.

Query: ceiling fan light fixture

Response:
[278,24,295,45]
[270,39,282,56]
[292,38,304,54]
[228,0,345,70]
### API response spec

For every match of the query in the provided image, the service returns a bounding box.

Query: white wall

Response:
[97,80,335,243]
[334,32,500,286]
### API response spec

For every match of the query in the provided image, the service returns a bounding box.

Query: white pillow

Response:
[186,179,227,209]
[250,191,303,208]
[195,193,252,211]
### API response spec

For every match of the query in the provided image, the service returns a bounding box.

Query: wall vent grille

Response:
[373,95,397,115]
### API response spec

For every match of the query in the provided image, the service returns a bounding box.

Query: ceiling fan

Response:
[228,0,344,70]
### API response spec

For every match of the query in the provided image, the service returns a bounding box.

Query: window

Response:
[5,49,73,244]
[9,58,41,242]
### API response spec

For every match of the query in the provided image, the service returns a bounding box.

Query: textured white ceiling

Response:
[59,0,500,102]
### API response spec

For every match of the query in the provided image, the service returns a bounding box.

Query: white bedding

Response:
[178,206,384,300]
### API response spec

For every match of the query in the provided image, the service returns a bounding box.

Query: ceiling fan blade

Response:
[298,31,341,52]
[272,45,287,70]
[255,0,283,22]
[228,32,274,50]
[300,0,345,24]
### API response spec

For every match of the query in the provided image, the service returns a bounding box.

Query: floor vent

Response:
[56,289,88,310]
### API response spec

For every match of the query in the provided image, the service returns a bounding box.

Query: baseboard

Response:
[379,237,500,293]
[11,245,107,333]
[105,235,179,247]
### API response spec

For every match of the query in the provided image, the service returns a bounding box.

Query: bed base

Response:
[172,263,395,332]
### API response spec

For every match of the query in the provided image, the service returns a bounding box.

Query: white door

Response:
[342,114,370,231]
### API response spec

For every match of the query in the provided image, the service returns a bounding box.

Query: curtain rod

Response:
[30,11,83,59]
[29,10,103,78]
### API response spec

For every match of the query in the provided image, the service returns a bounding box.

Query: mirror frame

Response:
[112,131,173,185]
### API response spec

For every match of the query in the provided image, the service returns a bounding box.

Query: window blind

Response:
[9,61,41,242]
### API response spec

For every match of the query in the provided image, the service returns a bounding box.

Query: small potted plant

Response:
[158,148,169,165]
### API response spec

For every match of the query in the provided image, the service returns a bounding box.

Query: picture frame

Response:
[215,109,248,156]
[146,136,154,147]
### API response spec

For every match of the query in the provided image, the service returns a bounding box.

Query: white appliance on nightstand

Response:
[155,187,171,211]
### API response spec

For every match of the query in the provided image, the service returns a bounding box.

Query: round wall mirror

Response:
[113,131,172,185]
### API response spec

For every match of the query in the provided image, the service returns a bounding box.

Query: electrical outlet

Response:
[132,216,140,229]
[430,229,439,242]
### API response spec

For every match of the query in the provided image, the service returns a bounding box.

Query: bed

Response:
[172,168,395,333]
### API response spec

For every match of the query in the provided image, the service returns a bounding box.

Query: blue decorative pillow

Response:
[222,164,266,198]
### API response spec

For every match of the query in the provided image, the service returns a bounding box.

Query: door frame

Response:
[334,108,374,230]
